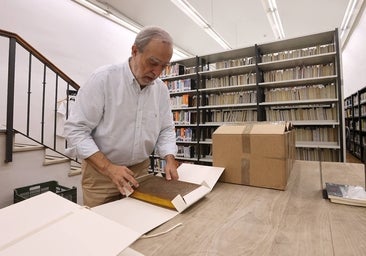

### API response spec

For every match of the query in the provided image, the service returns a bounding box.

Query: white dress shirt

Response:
[64,60,177,166]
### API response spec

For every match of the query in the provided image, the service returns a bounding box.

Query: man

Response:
[64,26,178,207]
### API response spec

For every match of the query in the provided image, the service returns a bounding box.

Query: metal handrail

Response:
[1,29,80,163]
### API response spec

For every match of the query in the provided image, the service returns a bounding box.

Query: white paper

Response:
[93,197,178,234]
[0,192,141,256]
[118,247,145,256]
[0,191,79,248]
[177,163,225,190]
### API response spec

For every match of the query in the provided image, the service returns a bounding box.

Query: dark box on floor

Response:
[14,180,77,203]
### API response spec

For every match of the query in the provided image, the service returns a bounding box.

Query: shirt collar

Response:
[125,58,136,86]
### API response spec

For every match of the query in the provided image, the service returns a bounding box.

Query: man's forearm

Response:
[85,151,113,177]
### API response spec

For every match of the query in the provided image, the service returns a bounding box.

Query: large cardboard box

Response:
[212,122,295,190]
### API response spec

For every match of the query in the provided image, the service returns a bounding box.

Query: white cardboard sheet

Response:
[92,197,179,235]
[0,192,141,256]
[0,164,224,255]
[94,163,224,233]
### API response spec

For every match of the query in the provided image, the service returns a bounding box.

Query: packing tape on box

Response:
[242,124,253,154]
[241,158,250,184]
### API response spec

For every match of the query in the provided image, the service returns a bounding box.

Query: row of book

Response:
[344,108,352,118]
[204,73,257,88]
[166,78,196,93]
[361,92,366,104]
[361,105,366,116]
[261,43,335,62]
[161,63,196,78]
[295,127,338,142]
[170,94,191,108]
[296,148,339,161]
[151,158,166,173]
[177,145,195,158]
[206,91,257,105]
[361,119,366,131]
[176,128,194,142]
[263,63,334,82]
[206,109,257,123]
[264,83,336,102]
[349,143,361,158]
[265,107,337,121]
[351,133,360,144]
[173,110,193,125]
[210,56,255,70]
[352,120,360,131]
[344,97,352,108]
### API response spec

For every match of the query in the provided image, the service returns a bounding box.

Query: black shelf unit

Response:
[345,86,366,162]
[156,29,344,168]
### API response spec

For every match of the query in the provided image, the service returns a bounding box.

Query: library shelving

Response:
[256,30,343,162]
[157,56,200,170]
[155,29,344,169]
[345,86,366,162]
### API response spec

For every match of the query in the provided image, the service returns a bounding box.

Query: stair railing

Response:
[0,29,80,163]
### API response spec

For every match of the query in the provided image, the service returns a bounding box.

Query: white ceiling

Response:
[93,0,353,57]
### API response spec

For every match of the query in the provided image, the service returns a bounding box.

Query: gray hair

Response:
[134,26,173,52]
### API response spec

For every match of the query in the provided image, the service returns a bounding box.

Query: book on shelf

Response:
[325,182,366,207]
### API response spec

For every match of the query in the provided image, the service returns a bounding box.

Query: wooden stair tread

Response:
[44,154,70,165]
[13,143,44,152]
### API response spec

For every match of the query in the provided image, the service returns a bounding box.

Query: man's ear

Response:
[131,45,138,57]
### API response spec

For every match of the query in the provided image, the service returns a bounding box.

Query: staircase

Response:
[0,29,83,208]
[0,131,83,208]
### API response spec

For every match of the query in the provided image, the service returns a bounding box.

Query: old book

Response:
[131,175,201,210]
[326,182,366,207]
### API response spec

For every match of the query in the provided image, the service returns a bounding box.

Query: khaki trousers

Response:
[81,159,150,207]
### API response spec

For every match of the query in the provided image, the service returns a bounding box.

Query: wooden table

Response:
[130,160,366,255]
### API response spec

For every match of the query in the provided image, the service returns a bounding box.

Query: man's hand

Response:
[164,154,179,180]
[106,163,139,195]
[85,151,139,195]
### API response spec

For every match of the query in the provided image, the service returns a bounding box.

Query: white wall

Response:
[0,0,135,86]
[0,0,136,207]
[0,0,137,132]
[342,5,366,97]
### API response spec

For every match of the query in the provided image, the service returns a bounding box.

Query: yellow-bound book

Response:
[131,175,200,210]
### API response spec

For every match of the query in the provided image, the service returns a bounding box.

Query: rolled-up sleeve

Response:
[64,72,105,159]
[154,85,177,158]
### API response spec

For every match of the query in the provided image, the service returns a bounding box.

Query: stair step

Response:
[13,142,44,152]
[44,154,70,165]
[68,165,82,177]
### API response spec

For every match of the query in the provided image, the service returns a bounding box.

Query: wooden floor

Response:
[346,151,363,163]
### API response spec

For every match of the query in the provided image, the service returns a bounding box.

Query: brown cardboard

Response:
[212,122,295,190]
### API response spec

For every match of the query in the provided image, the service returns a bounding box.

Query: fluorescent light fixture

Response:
[73,0,142,33]
[107,13,141,33]
[340,0,364,44]
[74,0,108,15]
[171,0,232,50]
[262,0,285,40]
[72,0,192,58]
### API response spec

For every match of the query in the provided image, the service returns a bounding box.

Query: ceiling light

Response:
[262,0,285,40]
[74,0,108,15]
[340,0,364,46]
[107,13,141,34]
[171,0,232,50]
[72,0,192,59]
